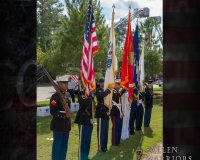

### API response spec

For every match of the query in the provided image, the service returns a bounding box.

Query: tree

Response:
[48,0,109,76]
[37,0,64,53]
[114,25,135,75]
[37,45,48,66]
[139,18,160,52]
[139,18,163,79]
[144,47,162,78]
[115,46,123,77]
[115,27,126,48]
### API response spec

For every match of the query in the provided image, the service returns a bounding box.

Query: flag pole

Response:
[89,0,93,35]
[120,5,134,102]
[108,3,115,115]
[88,0,94,94]
[141,41,145,92]
[83,0,93,97]
[112,4,115,76]
[122,4,132,113]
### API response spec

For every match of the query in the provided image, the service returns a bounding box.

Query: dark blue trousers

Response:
[111,116,123,146]
[136,104,144,130]
[67,89,75,103]
[129,100,137,134]
[78,125,93,160]
[97,118,109,152]
[144,107,152,127]
[52,131,69,160]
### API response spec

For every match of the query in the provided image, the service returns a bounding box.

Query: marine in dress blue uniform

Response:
[110,79,126,146]
[74,89,94,160]
[50,75,71,160]
[95,78,112,152]
[129,84,138,134]
[135,86,145,131]
[144,80,156,127]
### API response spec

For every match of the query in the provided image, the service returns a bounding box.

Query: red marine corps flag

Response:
[80,0,98,97]
[120,10,134,102]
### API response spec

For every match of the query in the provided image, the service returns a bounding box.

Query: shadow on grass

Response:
[143,127,154,138]
[91,131,144,160]
[37,116,52,135]
[154,99,163,107]
[90,126,157,160]
[37,112,78,135]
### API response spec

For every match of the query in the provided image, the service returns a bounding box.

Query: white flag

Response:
[104,10,118,109]
[140,42,145,84]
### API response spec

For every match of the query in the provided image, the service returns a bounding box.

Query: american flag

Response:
[71,75,78,85]
[80,0,98,97]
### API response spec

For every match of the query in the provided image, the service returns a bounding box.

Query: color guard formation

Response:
[48,75,160,160]
[46,1,162,160]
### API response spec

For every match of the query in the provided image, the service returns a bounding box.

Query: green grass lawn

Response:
[37,98,162,160]
[37,97,79,107]
[153,87,162,92]
[37,101,50,107]
[153,87,163,95]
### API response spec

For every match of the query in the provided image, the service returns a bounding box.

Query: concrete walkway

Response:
[37,85,160,102]
[37,87,56,102]
[141,142,163,160]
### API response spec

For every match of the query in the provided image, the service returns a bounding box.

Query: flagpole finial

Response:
[112,4,115,12]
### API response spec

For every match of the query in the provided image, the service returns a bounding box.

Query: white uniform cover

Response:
[121,92,131,140]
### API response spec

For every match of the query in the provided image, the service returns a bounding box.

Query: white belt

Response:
[59,111,66,113]
[112,100,121,107]
[138,100,143,104]
[112,100,123,116]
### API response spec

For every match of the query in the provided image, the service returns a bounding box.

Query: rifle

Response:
[43,67,73,118]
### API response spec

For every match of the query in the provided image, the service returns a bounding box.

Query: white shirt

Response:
[68,81,76,89]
